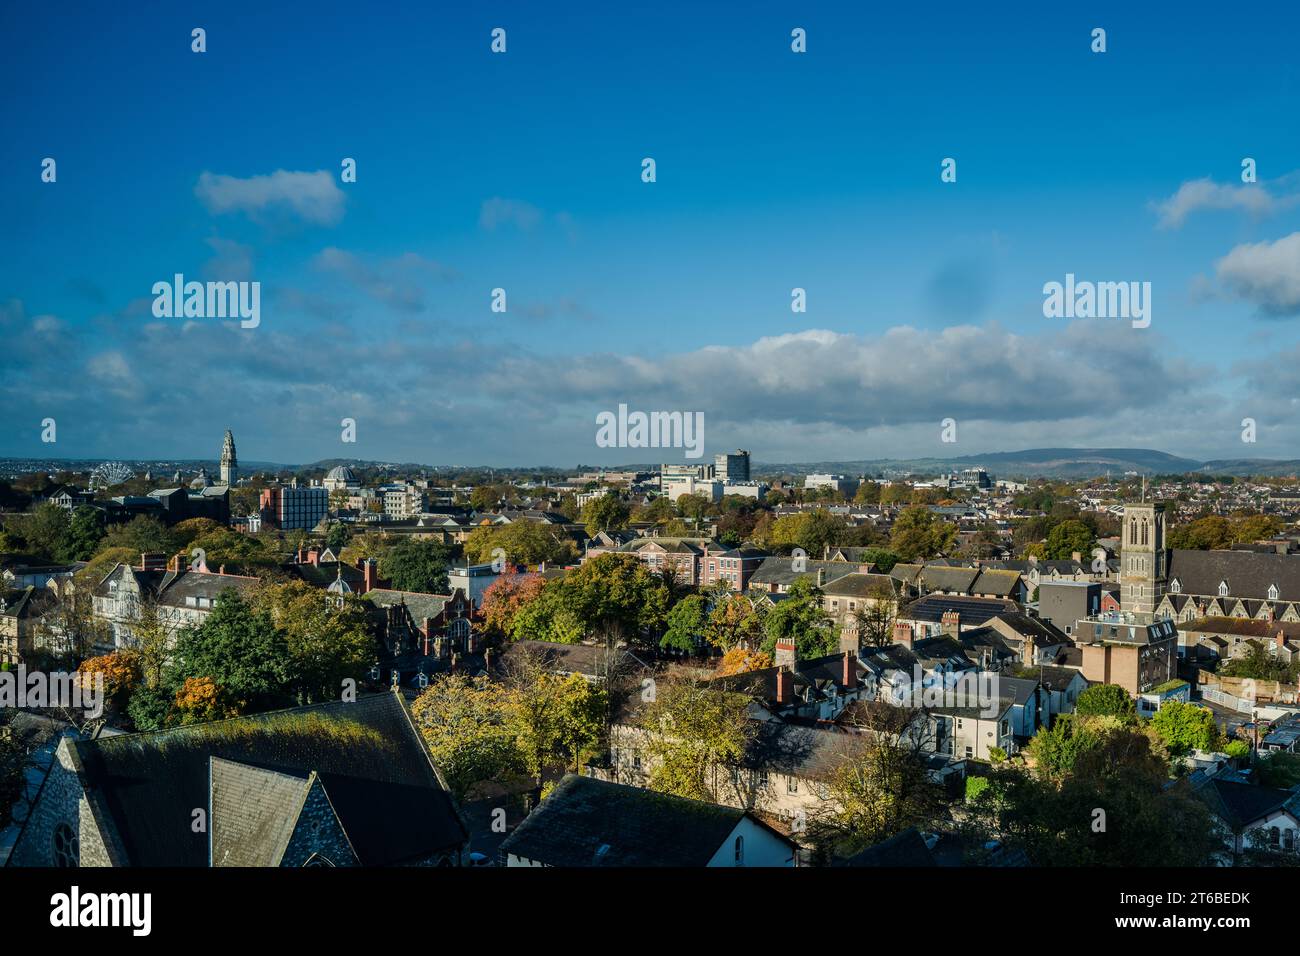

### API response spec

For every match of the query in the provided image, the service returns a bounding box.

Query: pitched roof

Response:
[499,775,793,866]
[749,557,858,589]
[838,827,936,867]
[899,594,1020,626]
[822,572,897,599]
[65,692,465,866]
[1167,549,1300,602]
[1193,777,1300,831]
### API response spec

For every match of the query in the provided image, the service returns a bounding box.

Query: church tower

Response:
[220,429,238,486]
[1120,501,1166,620]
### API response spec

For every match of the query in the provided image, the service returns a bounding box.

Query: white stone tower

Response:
[220,429,238,486]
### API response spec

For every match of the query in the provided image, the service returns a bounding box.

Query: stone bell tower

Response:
[220,429,238,486]
[1120,501,1166,620]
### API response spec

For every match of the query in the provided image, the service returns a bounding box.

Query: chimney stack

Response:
[941,611,961,637]
[893,621,914,648]
[1072,551,1082,564]
[842,651,857,691]
[776,666,794,705]
[775,636,797,669]
[360,558,378,594]
[308,548,320,567]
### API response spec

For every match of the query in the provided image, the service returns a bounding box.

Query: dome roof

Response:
[326,465,356,481]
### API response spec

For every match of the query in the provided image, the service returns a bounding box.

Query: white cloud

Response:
[1152,177,1280,229]
[1215,232,1300,315]
[312,248,456,312]
[479,197,544,232]
[195,169,346,226]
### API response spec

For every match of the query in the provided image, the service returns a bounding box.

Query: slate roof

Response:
[1167,549,1300,602]
[709,651,864,707]
[92,563,259,608]
[499,774,794,866]
[822,572,897,599]
[917,566,980,594]
[1193,777,1300,831]
[838,827,937,867]
[365,588,451,621]
[991,612,1070,645]
[899,595,1020,626]
[1179,616,1300,640]
[64,692,465,866]
[749,557,858,589]
[210,759,312,867]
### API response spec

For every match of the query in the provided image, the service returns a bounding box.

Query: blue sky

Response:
[3,1,1300,467]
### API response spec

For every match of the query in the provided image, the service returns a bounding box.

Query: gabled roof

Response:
[899,594,1020,626]
[1193,777,1300,832]
[749,557,857,589]
[1166,549,1300,603]
[365,588,451,622]
[499,775,795,866]
[61,692,465,866]
[822,572,897,599]
[838,827,936,867]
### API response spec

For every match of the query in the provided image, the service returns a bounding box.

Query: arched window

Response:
[734,835,744,866]
[1269,826,1281,847]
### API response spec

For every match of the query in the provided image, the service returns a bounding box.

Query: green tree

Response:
[464,520,576,568]
[761,577,836,658]
[62,505,105,561]
[169,590,294,715]
[1150,701,1220,756]
[639,680,755,802]
[581,492,631,536]
[704,594,766,651]
[1075,684,1138,725]
[102,514,177,556]
[255,580,378,703]
[1043,519,1095,560]
[661,594,707,652]
[410,674,522,802]
[377,537,453,593]
[889,506,956,561]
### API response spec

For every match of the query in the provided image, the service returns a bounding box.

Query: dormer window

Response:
[1169,579,1181,594]
[1269,584,1280,601]
[1218,581,1229,598]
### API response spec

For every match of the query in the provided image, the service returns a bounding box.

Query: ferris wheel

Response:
[88,461,136,490]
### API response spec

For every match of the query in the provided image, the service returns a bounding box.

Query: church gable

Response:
[278,777,358,868]
[8,737,125,867]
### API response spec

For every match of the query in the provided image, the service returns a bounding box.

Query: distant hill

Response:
[754,448,1297,480]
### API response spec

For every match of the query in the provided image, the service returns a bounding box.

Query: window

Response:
[1219,581,1230,597]
[787,777,799,794]
[1269,584,1280,601]
[52,823,79,868]
[1170,578,1181,594]
[964,746,974,758]
[734,835,744,865]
